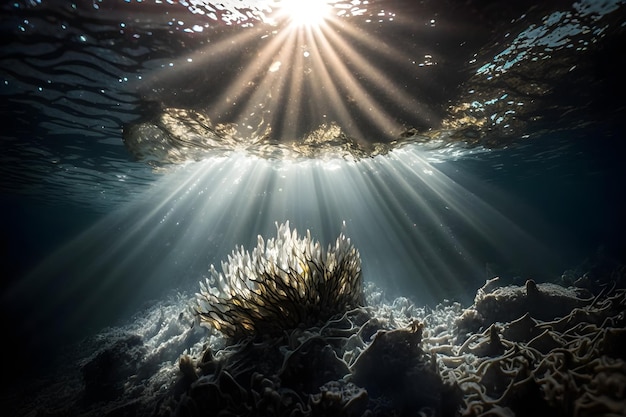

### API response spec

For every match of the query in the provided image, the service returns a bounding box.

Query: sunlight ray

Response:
[358,157,473,296]
[279,31,308,139]
[9,141,559,341]
[140,26,264,88]
[326,18,419,69]
[316,35,405,138]
[320,24,436,124]
[136,1,449,144]
[209,28,296,120]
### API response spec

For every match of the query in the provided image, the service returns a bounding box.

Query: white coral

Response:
[195,221,363,339]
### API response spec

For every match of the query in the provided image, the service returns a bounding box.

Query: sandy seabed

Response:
[6,275,626,417]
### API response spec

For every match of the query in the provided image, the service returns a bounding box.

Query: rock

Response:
[279,336,351,394]
[80,334,146,402]
[456,278,593,335]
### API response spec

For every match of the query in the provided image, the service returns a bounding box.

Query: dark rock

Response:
[81,334,146,402]
[279,336,351,394]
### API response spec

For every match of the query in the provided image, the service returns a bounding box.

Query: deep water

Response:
[436,129,626,274]
[1,0,626,415]
[3,129,624,381]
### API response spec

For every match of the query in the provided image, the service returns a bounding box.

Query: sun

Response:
[280,0,332,27]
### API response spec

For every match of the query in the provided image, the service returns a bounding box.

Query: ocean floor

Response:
[6,272,626,417]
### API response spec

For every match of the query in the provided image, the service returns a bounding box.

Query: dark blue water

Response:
[1,0,625,384]
[440,129,626,274]
[4,129,624,376]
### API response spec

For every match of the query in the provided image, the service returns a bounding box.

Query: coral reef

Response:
[194,221,363,340]
[443,279,626,416]
[177,306,450,417]
[455,277,594,340]
[186,224,451,415]
[8,266,625,416]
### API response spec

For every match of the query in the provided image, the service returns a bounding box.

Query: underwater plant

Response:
[194,221,363,340]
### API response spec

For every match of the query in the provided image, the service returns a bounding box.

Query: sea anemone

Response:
[194,221,363,340]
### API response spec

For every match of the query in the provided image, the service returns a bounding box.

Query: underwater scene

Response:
[1,0,625,416]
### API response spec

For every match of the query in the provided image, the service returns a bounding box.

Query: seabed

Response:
[8,271,626,417]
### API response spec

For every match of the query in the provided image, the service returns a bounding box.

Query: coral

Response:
[279,336,351,394]
[351,325,424,393]
[441,281,626,417]
[177,304,455,417]
[16,265,626,417]
[194,221,363,340]
[350,323,453,414]
[456,277,593,339]
[309,381,368,416]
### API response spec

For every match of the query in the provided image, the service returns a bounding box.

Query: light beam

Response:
[139,0,442,146]
[6,145,560,346]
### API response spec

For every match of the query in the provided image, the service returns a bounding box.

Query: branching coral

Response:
[192,255,626,417]
[194,221,363,340]
[443,283,626,417]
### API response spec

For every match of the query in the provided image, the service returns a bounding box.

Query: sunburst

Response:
[278,0,333,27]
[141,0,440,145]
